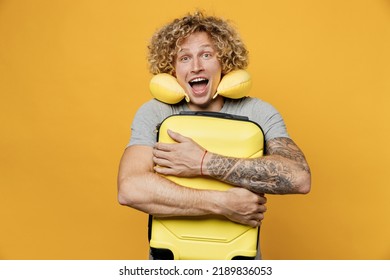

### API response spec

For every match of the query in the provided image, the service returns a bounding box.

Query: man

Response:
[117,11,311,258]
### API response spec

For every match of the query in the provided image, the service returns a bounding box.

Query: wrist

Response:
[201,189,225,215]
[200,150,212,176]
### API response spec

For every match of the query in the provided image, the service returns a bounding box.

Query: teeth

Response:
[190,78,207,83]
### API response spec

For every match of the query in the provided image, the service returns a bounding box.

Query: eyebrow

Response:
[177,44,215,53]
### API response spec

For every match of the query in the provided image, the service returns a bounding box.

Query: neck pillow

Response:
[149,69,252,104]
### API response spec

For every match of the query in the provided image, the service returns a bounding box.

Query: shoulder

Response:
[224,97,281,117]
[129,99,188,147]
[244,97,279,112]
[131,99,178,136]
[224,97,289,141]
[129,99,172,147]
[135,99,171,116]
[135,99,188,119]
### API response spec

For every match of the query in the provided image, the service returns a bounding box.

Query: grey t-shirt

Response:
[128,97,289,147]
[128,97,289,259]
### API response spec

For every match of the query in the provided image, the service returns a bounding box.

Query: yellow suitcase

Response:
[149,111,264,260]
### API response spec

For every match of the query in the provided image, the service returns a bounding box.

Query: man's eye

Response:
[180,56,190,62]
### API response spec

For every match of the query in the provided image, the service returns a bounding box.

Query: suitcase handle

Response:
[179,111,249,121]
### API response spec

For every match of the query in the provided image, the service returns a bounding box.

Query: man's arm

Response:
[117,145,267,227]
[153,131,311,195]
[204,137,311,194]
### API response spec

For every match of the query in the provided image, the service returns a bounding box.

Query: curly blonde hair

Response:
[147,11,249,75]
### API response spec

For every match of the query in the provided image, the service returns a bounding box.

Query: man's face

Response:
[174,32,223,111]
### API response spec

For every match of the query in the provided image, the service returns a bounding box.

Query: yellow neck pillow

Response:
[149,70,252,104]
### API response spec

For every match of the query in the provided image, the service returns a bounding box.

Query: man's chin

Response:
[190,97,212,106]
[188,100,211,111]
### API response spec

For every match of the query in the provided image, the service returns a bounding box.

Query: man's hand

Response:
[153,130,206,177]
[217,187,267,227]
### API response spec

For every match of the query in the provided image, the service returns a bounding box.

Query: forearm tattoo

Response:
[266,137,311,174]
[206,137,310,194]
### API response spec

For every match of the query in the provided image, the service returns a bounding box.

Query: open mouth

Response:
[189,78,209,93]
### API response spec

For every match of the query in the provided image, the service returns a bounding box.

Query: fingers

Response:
[154,130,189,152]
[153,165,175,175]
[224,200,267,228]
[243,198,267,227]
[154,142,174,152]
[246,213,264,228]
[167,129,190,143]
[258,194,267,204]
[152,148,175,174]
[153,156,172,168]
[250,210,266,227]
[153,146,170,160]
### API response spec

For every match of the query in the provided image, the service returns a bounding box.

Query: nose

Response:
[191,57,204,73]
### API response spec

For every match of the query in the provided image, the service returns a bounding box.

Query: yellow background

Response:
[0,0,389,259]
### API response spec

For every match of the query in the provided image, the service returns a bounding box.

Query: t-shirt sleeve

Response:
[127,100,170,147]
[250,99,290,141]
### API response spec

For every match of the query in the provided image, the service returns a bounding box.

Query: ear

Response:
[149,70,252,104]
